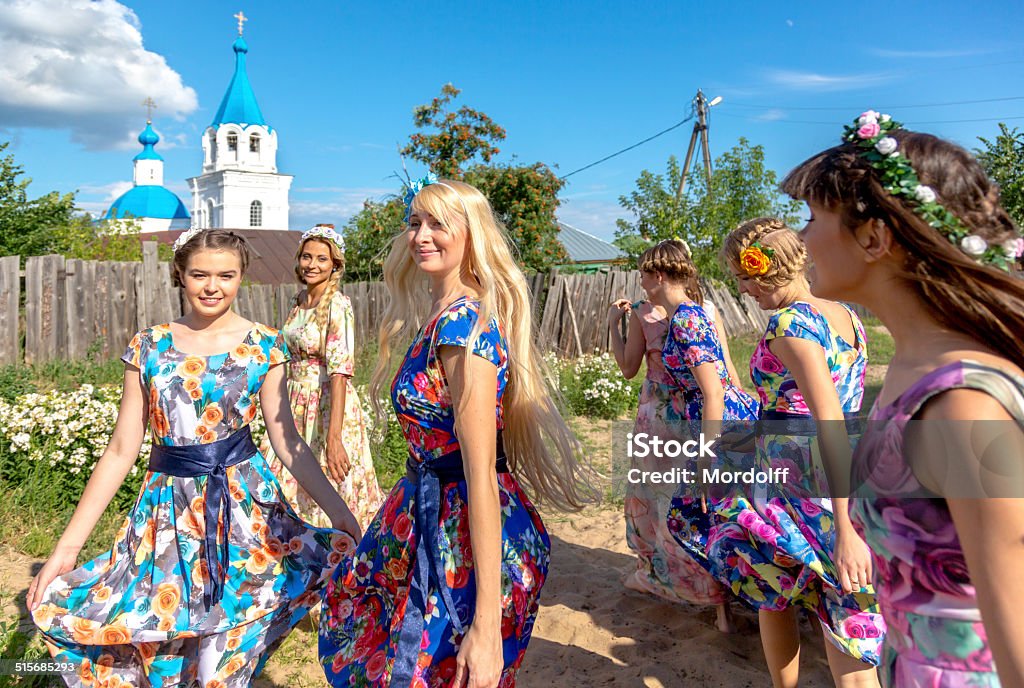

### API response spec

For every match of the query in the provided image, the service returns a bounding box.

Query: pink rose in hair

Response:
[857,122,881,139]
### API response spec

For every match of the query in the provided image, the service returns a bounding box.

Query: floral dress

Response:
[260,291,385,530]
[851,360,1024,686]
[624,301,730,605]
[32,322,352,688]
[662,302,760,580]
[319,297,549,687]
[705,301,885,665]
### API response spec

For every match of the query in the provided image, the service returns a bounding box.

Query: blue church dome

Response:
[105,186,190,221]
[134,122,163,161]
[210,36,269,129]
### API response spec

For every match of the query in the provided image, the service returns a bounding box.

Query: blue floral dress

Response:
[319,298,550,687]
[662,302,759,580]
[705,302,885,665]
[32,322,352,688]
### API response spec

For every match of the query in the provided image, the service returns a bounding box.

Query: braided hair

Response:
[720,217,807,287]
[637,239,703,303]
[172,229,253,287]
[294,237,346,353]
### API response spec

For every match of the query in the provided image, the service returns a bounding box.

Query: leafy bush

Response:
[547,352,640,420]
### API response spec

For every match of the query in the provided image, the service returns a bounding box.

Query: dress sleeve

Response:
[703,300,718,323]
[434,301,505,368]
[669,305,720,368]
[764,303,825,347]
[268,330,291,367]
[326,292,355,377]
[121,330,145,368]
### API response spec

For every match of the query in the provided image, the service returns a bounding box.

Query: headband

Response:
[843,110,1022,270]
[173,225,205,253]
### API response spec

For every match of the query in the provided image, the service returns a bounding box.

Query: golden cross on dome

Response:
[234,10,248,36]
[142,97,157,123]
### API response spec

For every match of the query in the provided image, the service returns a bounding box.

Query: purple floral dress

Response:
[662,302,759,581]
[851,360,1024,687]
[704,301,884,665]
[319,297,549,688]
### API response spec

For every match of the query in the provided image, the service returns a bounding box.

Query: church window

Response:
[249,134,260,153]
[209,133,217,162]
[227,133,238,151]
[250,200,262,227]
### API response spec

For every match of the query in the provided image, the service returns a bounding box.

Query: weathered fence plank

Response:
[0,256,19,365]
[25,255,66,364]
[64,259,96,359]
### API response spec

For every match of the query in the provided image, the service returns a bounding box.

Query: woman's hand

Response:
[452,621,504,688]
[607,299,632,328]
[327,503,362,543]
[27,546,79,610]
[326,435,351,484]
[833,524,873,595]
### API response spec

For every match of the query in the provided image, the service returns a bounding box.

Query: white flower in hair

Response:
[961,235,988,256]
[875,137,898,156]
[172,225,204,253]
[880,114,892,123]
[858,110,881,125]
[914,185,937,204]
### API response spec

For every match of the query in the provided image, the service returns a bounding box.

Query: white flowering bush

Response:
[546,352,640,420]
[0,385,148,511]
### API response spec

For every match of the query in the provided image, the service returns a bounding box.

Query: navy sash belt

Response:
[759,410,863,436]
[148,427,257,609]
[390,432,509,688]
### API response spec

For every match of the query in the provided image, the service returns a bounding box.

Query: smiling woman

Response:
[28,228,360,688]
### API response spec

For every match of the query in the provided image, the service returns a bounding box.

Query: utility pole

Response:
[675,89,720,202]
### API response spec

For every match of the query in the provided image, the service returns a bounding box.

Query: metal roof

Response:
[210,37,268,129]
[149,229,301,285]
[556,221,625,263]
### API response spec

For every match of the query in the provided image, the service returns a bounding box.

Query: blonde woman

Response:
[261,225,384,530]
[319,176,594,687]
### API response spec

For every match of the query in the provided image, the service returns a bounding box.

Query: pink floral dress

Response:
[260,291,385,530]
[624,300,730,605]
[851,360,1024,686]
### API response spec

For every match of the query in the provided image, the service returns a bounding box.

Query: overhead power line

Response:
[716,112,1024,125]
[726,95,1024,112]
[560,108,695,180]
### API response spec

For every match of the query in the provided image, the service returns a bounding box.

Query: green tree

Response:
[976,123,1024,227]
[401,83,506,180]
[55,214,168,262]
[464,162,567,271]
[344,85,567,276]
[0,141,77,257]
[342,198,406,282]
[614,138,801,281]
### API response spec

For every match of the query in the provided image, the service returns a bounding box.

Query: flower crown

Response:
[739,242,775,277]
[843,110,1022,270]
[172,225,205,254]
[302,224,345,254]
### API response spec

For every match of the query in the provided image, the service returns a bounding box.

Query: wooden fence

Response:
[1,244,770,365]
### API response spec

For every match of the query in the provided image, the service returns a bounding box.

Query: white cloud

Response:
[868,47,993,59]
[765,68,894,91]
[0,0,198,150]
[556,198,625,243]
[755,108,787,121]
[289,187,396,228]
[79,180,134,201]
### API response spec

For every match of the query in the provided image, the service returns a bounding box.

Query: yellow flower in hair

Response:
[739,244,773,276]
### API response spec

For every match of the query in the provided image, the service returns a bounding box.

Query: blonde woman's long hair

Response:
[295,236,346,352]
[370,179,596,511]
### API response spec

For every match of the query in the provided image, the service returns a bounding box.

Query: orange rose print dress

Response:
[32,322,353,688]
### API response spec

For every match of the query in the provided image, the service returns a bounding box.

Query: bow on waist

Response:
[148,427,257,609]
[390,432,509,687]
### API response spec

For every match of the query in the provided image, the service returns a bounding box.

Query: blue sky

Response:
[1,0,1023,241]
